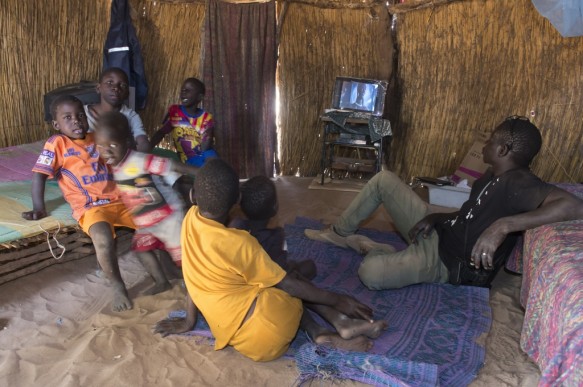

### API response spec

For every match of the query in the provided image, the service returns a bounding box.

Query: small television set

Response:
[330,77,388,117]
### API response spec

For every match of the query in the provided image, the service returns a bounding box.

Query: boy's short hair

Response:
[194,159,239,217]
[240,176,277,221]
[96,111,132,143]
[184,77,205,95]
[99,67,129,83]
[495,116,542,167]
[50,95,83,120]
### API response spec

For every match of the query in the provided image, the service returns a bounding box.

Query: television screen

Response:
[331,77,388,116]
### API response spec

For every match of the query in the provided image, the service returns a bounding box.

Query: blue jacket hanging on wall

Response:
[103,0,148,110]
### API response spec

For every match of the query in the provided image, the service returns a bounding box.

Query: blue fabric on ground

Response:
[171,216,491,386]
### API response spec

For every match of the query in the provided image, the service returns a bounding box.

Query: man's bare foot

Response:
[143,281,172,296]
[112,288,133,312]
[334,315,388,340]
[314,333,373,352]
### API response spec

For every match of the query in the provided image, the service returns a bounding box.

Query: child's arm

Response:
[150,119,172,148]
[170,159,199,176]
[21,172,49,220]
[154,293,199,337]
[277,272,373,322]
[135,135,151,153]
[200,126,214,152]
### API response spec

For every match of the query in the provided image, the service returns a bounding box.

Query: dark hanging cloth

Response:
[103,0,148,110]
[202,0,277,178]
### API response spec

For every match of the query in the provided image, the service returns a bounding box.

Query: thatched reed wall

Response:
[2,0,581,183]
[277,2,393,176]
[392,0,583,183]
[0,0,204,149]
[0,0,110,148]
[128,0,205,136]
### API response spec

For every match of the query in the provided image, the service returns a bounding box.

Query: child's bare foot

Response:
[314,333,373,352]
[334,315,388,340]
[143,281,172,296]
[112,287,133,312]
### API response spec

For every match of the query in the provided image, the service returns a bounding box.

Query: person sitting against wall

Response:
[305,116,583,289]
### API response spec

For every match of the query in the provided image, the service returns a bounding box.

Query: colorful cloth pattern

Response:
[112,150,181,228]
[519,192,583,386]
[159,105,214,163]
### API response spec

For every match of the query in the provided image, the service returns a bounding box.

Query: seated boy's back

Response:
[233,176,316,279]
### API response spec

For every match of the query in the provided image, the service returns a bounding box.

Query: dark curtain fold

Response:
[202,0,277,178]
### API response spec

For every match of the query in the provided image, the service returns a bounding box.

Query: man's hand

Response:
[154,317,195,337]
[470,220,507,270]
[333,294,373,322]
[408,214,439,244]
[21,209,48,221]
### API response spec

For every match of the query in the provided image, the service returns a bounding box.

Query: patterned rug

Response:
[174,217,491,386]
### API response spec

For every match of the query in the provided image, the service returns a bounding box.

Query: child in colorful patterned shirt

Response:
[150,77,218,167]
[22,95,137,312]
[94,111,200,295]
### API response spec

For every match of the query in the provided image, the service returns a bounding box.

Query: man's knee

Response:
[359,252,419,290]
[374,170,401,185]
[358,257,387,290]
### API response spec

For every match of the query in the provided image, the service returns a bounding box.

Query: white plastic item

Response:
[426,184,471,209]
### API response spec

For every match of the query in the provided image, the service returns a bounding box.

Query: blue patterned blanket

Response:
[174,217,491,386]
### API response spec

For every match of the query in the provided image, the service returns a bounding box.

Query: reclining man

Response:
[306,116,583,289]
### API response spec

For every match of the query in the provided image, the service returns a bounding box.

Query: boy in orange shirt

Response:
[22,95,137,312]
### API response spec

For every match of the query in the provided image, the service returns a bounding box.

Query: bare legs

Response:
[301,304,387,352]
[137,251,172,295]
[89,221,132,312]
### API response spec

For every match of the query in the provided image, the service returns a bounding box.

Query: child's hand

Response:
[22,209,48,221]
[334,294,374,322]
[154,317,195,337]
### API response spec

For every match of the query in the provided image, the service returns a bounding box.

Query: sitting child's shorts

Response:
[185,149,219,167]
[228,287,302,362]
[131,209,184,266]
[78,201,136,236]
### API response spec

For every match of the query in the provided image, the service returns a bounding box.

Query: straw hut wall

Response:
[1,0,581,183]
[128,0,205,137]
[0,0,205,149]
[277,1,393,176]
[0,0,110,147]
[391,0,583,183]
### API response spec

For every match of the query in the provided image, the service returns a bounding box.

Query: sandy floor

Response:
[0,176,540,386]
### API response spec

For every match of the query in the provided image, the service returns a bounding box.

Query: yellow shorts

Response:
[78,202,136,235]
[229,287,303,362]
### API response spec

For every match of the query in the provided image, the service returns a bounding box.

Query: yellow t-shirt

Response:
[181,206,288,350]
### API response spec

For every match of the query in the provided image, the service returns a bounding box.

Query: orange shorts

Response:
[78,202,136,236]
[228,287,303,362]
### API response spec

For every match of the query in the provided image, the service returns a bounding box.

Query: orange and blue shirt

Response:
[32,133,119,220]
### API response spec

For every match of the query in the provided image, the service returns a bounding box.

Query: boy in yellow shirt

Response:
[156,159,386,361]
